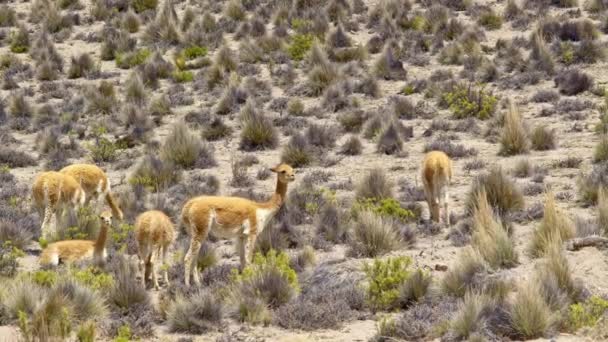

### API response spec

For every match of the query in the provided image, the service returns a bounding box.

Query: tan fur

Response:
[134,210,175,290]
[32,171,86,239]
[181,163,295,287]
[39,211,113,266]
[421,151,453,225]
[60,164,123,221]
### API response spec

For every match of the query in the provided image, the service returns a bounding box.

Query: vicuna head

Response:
[271,163,296,183]
[99,210,113,226]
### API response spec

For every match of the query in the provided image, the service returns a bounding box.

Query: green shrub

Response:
[131,0,157,13]
[568,296,608,331]
[288,34,314,61]
[0,242,24,277]
[182,45,207,60]
[443,83,497,119]
[172,70,194,83]
[89,138,124,163]
[111,224,134,253]
[113,324,132,342]
[353,198,415,223]
[76,321,96,342]
[71,267,114,290]
[116,49,151,69]
[364,256,412,311]
[234,249,299,291]
[32,270,59,287]
[478,12,502,30]
[10,26,29,53]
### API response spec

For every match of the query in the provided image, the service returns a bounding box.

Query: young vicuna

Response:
[32,171,86,240]
[134,210,175,290]
[421,151,453,225]
[60,164,123,221]
[39,211,113,266]
[181,163,296,287]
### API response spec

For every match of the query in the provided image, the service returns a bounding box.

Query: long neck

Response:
[259,178,288,210]
[94,223,109,256]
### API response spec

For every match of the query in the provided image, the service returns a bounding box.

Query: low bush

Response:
[364,256,413,311]
[442,83,497,119]
[167,290,223,333]
[499,101,530,156]
[130,155,181,191]
[131,0,157,13]
[355,168,393,201]
[466,167,524,218]
[510,281,552,339]
[161,121,216,169]
[239,101,278,151]
[578,162,608,205]
[339,135,362,155]
[478,11,502,30]
[554,69,593,96]
[281,133,312,167]
[531,126,556,151]
[353,198,415,223]
[441,247,488,297]
[287,34,314,61]
[116,49,151,69]
[594,136,608,163]
[568,296,608,332]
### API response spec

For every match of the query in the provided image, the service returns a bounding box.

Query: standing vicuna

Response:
[39,210,113,266]
[134,210,175,290]
[181,163,296,287]
[60,164,124,221]
[32,171,87,240]
[421,151,453,225]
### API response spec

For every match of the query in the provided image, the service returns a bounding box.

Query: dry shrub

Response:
[339,135,362,155]
[161,121,216,169]
[529,191,575,258]
[598,188,608,236]
[315,201,349,245]
[281,133,312,167]
[347,211,401,258]
[167,290,223,333]
[499,100,529,156]
[531,126,556,151]
[466,167,524,219]
[377,122,403,155]
[472,189,518,269]
[441,247,488,298]
[239,101,278,151]
[554,69,593,95]
[355,168,393,201]
[578,162,608,205]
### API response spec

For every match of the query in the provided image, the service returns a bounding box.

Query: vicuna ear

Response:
[270,166,278,173]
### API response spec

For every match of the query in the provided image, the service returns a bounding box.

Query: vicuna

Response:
[421,151,453,225]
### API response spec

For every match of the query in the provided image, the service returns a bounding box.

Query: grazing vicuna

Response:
[421,151,453,225]
[32,171,87,240]
[134,210,175,290]
[39,211,113,266]
[181,163,295,287]
[60,164,123,221]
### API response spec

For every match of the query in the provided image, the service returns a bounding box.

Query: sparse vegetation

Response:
[443,83,497,119]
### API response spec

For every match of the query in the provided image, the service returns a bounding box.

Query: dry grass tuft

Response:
[499,100,529,156]
[355,168,393,201]
[510,280,552,339]
[529,191,575,258]
[441,247,488,297]
[466,167,524,219]
[347,211,401,258]
[472,189,518,269]
[239,101,278,151]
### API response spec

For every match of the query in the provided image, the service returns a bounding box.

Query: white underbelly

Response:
[209,221,242,239]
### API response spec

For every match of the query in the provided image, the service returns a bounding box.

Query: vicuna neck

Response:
[260,178,288,210]
[94,222,109,257]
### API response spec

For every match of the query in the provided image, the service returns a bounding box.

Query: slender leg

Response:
[431,203,440,223]
[184,238,201,287]
[162,244,170,287]
[151,247,159,290]
[236,236,246,270]
[246,233,257,264]
[41,205,53,240]
[443,188,450,226]
[138,244,148,288]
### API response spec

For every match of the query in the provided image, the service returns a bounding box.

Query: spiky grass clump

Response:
[598,188,608,236]
[239,101,278,151]
[0,219,33,250]
[347,211,401,258]
[441,247,488,298]
[531,126,556,151]
[529,192,575,258]
[340,135,363,155]
[281,133,312,167]
[578,162,608,205]
[110,255,150,309]
[68,53,97,79]
[125,72,148,106]
[355,168,393,201]
[499,100,529,156]
[161,121,215,169]
[466,167,524,218]
[448,292,493,340]
[315,201,349,245]
[130,155,182,191]
[594,136,608,163]
[202,117,232,141]
[167,290,223,333]
[471,189,518,269]
[510,281,552,339]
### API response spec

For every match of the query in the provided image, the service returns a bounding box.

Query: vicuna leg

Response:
[41,205,54,240]
[138,243,150,288]
[151,247,160,290]
[184,237,202,287]
[237,235,246,270]
[423,184,439,222]
[442,187,450,226]
[246,233,258,264]
[162,244,170,286]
